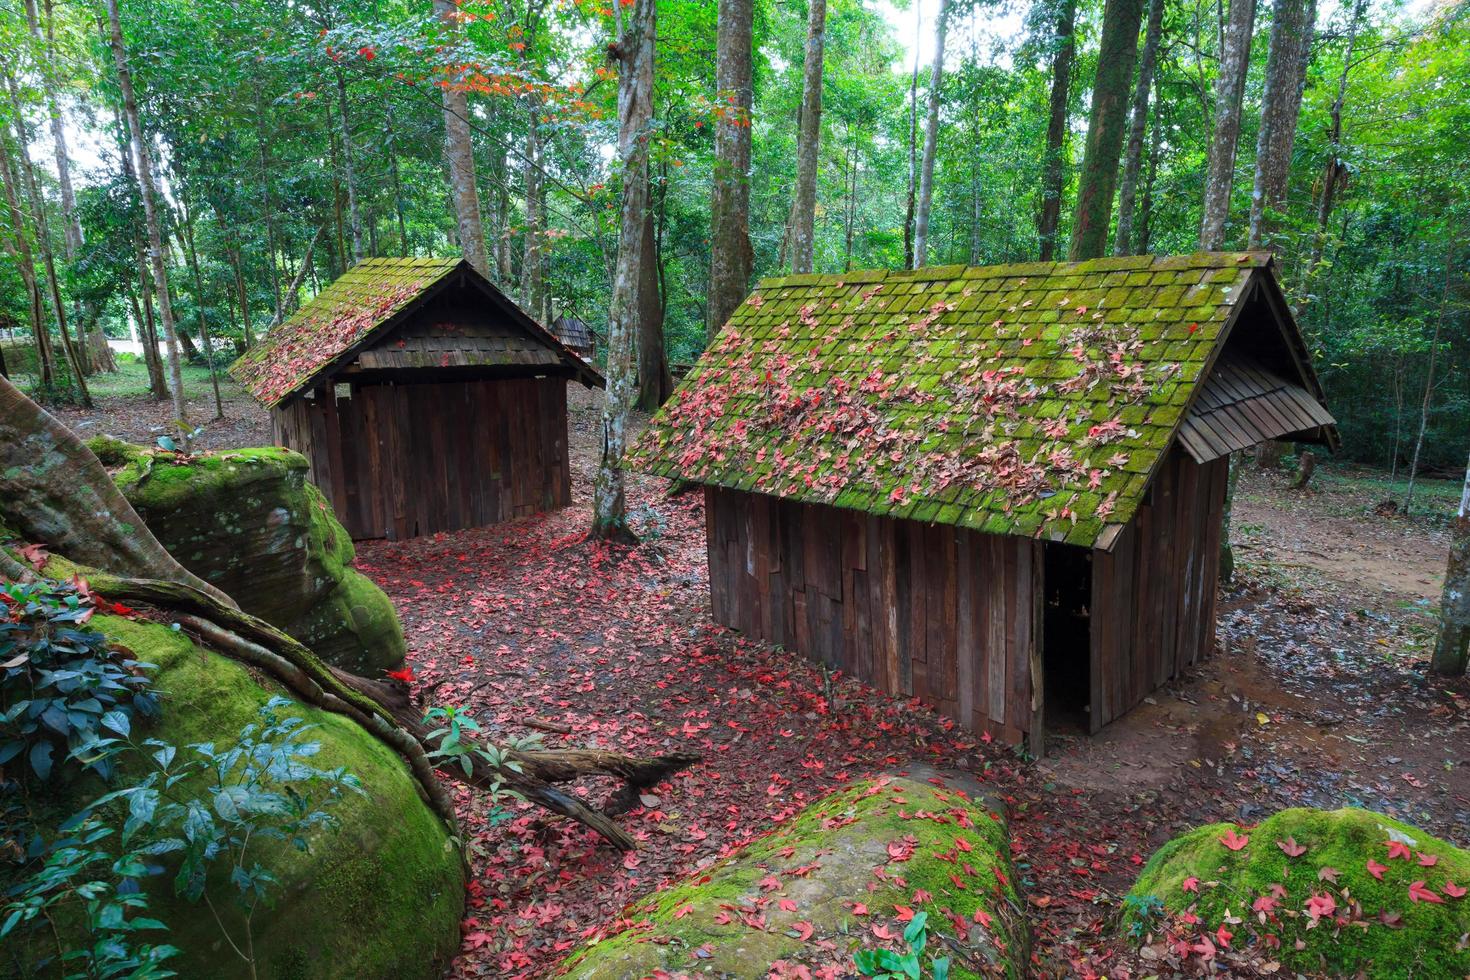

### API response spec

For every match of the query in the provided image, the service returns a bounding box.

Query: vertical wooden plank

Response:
[705,487,726,624]
[1006,539,1031,740]
[985,536,1007,729]
[956,531,975,730]
[1027,539,1046,756]
[878,515,901,696]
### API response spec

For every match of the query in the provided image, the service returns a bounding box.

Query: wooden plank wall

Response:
[274,377,570,540]
[1088,447,1229,731]
[705,487,1039,744]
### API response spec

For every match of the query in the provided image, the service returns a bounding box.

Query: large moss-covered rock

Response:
[16,613,465,979]
[1124,807,1470,978]
[88,439,403,674]
[562,774,1027,979]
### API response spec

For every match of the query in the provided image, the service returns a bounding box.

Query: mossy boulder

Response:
[7,613,464,979]
[1124,807,1470,978]
[88,438,404,674]
[561,774,1027,979]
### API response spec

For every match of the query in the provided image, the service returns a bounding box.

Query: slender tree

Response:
[1432,451,1470,677]
[912,0,951,268]
[902,3,921,268]
[788,0,825,275]
[1301,0,1366,287]
[1247,0,1316,249]
[592,0,655,542]
[523,109,547,321]
[335,71,364,264]
[1036,0,1076,260]
[709,0,755,337]
[1199,0,1257,249]
[434,0,489,276]
[106,0,186,423]
[635,205,669,411]
[1113,0,1165,256]
[0,125,52,386]
[1066,0,1145,260]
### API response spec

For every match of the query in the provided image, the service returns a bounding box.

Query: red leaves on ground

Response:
[1219,829,1250,851]
[1304,893,1336,920]
[1367,858,1389,880]
[777,898,798,913]
[893,905,915,922]
[1181,876,1200,893]
[886,837,916,862]
[1417,852,1439,867]
[385,666,416,683]
[1443,881,1466,899]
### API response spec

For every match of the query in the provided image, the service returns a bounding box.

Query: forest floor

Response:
[51,375,1470,978]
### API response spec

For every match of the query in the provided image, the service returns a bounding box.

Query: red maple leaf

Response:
[1214,924,1232,948]
[1219,829,1250,851]
[1276,837,1307,857]
[893,905,915,922]
[1252,894,1278,913]
[1417,852,1439,867]
[1181,876,1200,893]
[1304,893,1336,919]
[1385,839,1413,861]
[777,898,797,912]
[1408,880,1444,904]
[790,920,814,941]
[1366,858,1389,880]
[1443,881,1466,899]
[386,666,416,683]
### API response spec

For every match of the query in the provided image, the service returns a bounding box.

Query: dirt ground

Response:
[52,378,1470,977]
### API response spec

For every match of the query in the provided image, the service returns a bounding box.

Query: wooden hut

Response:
[629,253,1336,750]
[232,257,602,541]
[550,313,596,360]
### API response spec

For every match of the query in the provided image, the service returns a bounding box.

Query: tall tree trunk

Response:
[228,242,253,348]
[1137,84,1162,253]
[844,124,859,271]
[709,0,755,336]
[0,126,53,386]
[384,101,410,256]
[522,110,546,319]
[912,0,951,268]
[635,204,668,411]
[1247,0,1316,249]
[1113,0,1165,256]
[434,0,489,276]
[253,95,283,324]
[335,71,364,265]
[1301,0,1364,289]
[179,200,224,419]
[107,0,185,423]
[593,0,655,543]
[902,4,921,269]
[135,251,168,401]
[1199,0,1258,249]
[1066,0,1144,260]
[2,69,91,407]
[1403,255,1449,515]
[788,0,825,275]
[1431,453,1470,677]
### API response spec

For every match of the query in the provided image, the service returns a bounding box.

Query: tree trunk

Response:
[1247,0,1316,249]
[106,0,186,424]
[912,0,951,268]
[435,0,490,276]
[635,204,669,411]
[179,200,225,419]
[902,5,921,269]
[1113,0,1165,256]
[135,252,169,401]
[788,0,824,276]
[1403,255,1449,515]
[1301,0,1364,289]
[592,0,655,544]
[1137,114,1161,253]
[335,72,364,265]
[1066,0,1144,260]
[0,125,54,387]
[1,68,91,407]
[709,0,755,336]
[522,110,546,320]
[1199,0,1257,250]
[254,96,283,325]
[1036,0,1077,261]
[1431,455,1470,677]
[384,101,410,256]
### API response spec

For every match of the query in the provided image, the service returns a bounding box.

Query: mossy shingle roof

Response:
[628,252,1290,548]
[231,257,596,407]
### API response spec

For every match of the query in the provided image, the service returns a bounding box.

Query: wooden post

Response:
[1028,539,1046,757]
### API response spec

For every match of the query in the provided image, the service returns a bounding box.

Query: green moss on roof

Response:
[629,252,1271,547]
[231,257,462,407]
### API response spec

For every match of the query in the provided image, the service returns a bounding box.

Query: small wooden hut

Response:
[629,253,1336,749]
[232,257,602,541]
[550,313,596,360]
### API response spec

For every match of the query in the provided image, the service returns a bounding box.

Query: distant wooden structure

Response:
[550,314,595,359]
[232,258,602,540]
[631,254,1336,750]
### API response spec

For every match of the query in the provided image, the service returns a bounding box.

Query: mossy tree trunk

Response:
[0,376,696,846]
[1432,457,1470,677]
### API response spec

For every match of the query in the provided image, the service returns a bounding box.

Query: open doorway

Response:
[1042,542,1092,734]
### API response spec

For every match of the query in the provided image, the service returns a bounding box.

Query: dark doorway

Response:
[1043,542,1092,733]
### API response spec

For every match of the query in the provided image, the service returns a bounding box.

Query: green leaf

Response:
[902,910,928,945]
[101,709,131,737]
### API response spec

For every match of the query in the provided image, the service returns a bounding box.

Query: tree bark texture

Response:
[1432,457,1470,677]
[435,0,490,277]
[0,126,53,386]
[636,205,670,411]
[1199,0,1258,250]
[523,109,547,322]
[788,0,825,275]
[912,0,951,268]
[1066,0,1144,260]
[335,72,364,265]
[709,0,755,337]
[1113,0,1165,256]
[106,0,186,423]
[1247,0,1316,249]
[593,0,655,543]
[1036,0,1077,262]
[1302,0,1364,288]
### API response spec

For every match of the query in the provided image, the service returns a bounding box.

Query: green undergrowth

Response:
[1124,807,1470,978]
[562,775,1027,979]
[37,614,463,979]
